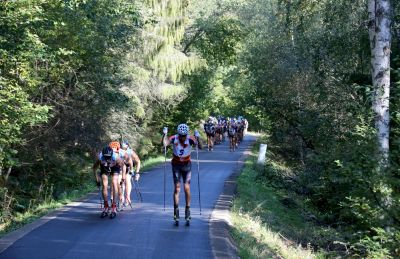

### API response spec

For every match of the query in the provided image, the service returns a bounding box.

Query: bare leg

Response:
[112,174,119,205]
[118,174,123,203]
[101,174,109,203]
[126,173,132,203]
[174,182,180,206]
[184,183,191,207]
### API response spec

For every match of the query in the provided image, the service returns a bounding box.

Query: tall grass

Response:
[230,140,333,258]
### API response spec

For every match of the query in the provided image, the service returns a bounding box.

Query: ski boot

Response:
[117,199,124,212]
[101,201,109,218]
[185,207,191,226]
[174,207,179,226]
[110,203,117,219]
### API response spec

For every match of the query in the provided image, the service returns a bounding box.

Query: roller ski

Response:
[100,202,109,218]
[109,203,117,219]
[185,207,191,226]
[100,208,109,218]
[174,207,179,226]
[117,200,124,212]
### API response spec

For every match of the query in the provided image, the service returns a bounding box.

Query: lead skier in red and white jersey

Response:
[161,124,202,223]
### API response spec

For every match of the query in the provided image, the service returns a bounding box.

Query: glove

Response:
[96,181,101,187]
[194,130,200,138]
[162,127,168,134]
[135,173,140,182]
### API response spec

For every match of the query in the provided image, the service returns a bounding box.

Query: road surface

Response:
[0,134,256,259]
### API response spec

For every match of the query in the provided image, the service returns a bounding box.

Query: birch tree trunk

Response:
[368,0,392,165]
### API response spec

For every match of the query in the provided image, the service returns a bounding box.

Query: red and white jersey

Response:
[169,134,197,164]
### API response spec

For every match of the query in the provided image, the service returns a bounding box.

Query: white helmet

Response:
[177,124,189,135]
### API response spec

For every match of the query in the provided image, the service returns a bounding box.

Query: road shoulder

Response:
[209,137,255,259]
[0,196,92,254]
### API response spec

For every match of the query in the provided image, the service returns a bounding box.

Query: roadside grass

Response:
[231,139,339,258]
[0,155,165,237]
[140,155,166,172]
[0,181,94,237]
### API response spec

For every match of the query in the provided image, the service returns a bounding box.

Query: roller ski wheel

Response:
[174,208,179,226]
[100,211,108,218]
[100,206,109,218]
[116,202,123,212]
[185,209,191,226]
[110,204,117,219]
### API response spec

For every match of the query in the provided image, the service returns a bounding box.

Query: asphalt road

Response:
[0,134,256,259]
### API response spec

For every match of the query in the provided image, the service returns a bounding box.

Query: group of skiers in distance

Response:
[203,115,249,152]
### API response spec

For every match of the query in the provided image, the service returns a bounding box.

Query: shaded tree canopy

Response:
[1,0,400,256]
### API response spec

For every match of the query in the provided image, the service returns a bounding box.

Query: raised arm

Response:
[161,127,171,147]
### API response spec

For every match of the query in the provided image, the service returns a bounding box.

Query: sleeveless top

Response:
[169,134,197,165]
[99,151,119,167]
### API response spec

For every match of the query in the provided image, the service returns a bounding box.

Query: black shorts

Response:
[124,162,136,174]
[100,165,121,175]
[172,162,192,184]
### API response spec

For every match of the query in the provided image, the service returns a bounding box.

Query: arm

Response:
[161,134,171,147]
[92,160,101,184]
[131,151,141,173]
[197,137,203,150]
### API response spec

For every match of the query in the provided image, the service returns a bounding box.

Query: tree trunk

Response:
[5,167,12,184]
[368,0,392,165]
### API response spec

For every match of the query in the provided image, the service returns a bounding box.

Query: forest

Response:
[1,0,399,257]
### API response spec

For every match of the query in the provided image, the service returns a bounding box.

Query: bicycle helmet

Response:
[102,146,113,159]
[177,124,189,136]
[109,141,120,152]
[121,141,129,149]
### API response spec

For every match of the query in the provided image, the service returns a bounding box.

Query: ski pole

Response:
[135,178,143,202]
[196,143,202,215]
[131,175,142,202]
[98,186,103,210]
[163,145,167,211]
[162,126,168,212]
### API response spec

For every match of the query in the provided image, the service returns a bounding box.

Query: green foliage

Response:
[143,0,203,83]
[192,15,246,66]
[232,140,330,258]
[0,0,399,257]
[0,80,49,169]
[211,0,400,256]
[172,10,248,124]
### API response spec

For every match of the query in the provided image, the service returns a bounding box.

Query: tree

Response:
[368,0,392,165]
